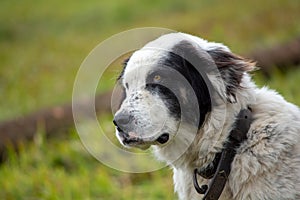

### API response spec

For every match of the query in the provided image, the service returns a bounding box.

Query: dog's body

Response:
[113,33,300,199]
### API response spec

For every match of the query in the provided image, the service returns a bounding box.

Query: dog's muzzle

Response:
[113,111,170,148]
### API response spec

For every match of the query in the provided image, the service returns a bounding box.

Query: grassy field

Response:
[0,0,300,199]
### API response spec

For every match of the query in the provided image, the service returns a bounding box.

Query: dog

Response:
[113,32,300,199]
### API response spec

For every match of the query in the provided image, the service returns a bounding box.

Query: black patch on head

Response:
[145,66,181,119]
[146,40,213,128]
[207,49,255,103]
[146,83,181,119]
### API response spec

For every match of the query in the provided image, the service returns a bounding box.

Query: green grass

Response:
[253,67,300,106]
[0,0,300,199]
[0,131,176,200]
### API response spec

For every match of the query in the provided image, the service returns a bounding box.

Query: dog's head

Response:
[113,33,254,150]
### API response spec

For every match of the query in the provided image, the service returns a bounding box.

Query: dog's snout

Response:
[113,112,133,131]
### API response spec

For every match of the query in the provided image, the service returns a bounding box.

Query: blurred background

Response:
[0,0,300,199]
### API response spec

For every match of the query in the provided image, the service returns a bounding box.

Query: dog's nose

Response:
[113,112,133,131]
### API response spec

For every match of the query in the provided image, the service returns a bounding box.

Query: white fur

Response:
[116,33,300,199]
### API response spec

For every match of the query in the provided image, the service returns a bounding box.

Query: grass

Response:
[253,67,300,106]
[0,131,175,200]
[0,0,300,199]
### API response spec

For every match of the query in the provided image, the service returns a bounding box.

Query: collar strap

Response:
[193,108,253,200]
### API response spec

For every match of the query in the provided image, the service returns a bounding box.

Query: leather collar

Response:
[193,108,253,200]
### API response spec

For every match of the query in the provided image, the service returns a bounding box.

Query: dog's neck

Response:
[153,102,251,171]
[154,74,257,171]
[191,74,257,170]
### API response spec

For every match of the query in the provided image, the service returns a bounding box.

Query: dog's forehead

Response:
[122,49,162,87]
[122,32,230,86]
[123,33,186,85]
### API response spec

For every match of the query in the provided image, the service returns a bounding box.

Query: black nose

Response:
[113,112,133,132]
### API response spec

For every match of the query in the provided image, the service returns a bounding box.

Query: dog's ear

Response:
[117,57,130,81]
[207,49,256,103]
[113,57,130,112]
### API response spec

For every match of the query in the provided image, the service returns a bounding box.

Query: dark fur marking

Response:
[157,40,213,128]
[145,68,180,121]
[146,83,181,119]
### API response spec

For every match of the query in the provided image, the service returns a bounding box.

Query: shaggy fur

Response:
[113,32,300,199]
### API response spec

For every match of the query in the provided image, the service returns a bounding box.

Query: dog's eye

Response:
[153,75,161,82]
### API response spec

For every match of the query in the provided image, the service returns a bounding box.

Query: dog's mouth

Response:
[116,128,170,149]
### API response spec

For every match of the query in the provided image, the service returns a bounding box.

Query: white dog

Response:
[113,32,300,199]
